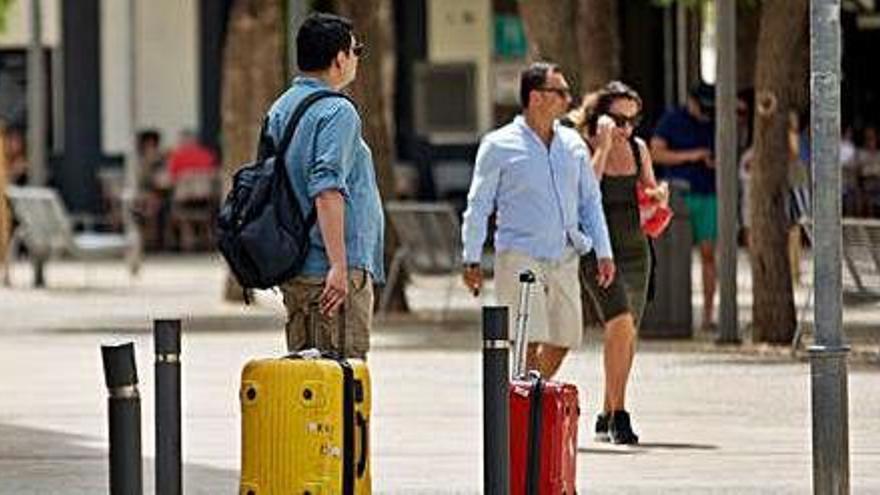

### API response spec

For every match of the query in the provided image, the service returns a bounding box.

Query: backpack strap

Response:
[262,89,355,254]
[260,89,354,160]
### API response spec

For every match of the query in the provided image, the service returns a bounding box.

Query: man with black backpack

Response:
[264,13,383,359]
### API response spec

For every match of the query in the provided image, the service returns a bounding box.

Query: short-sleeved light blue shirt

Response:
[266,77,385,283]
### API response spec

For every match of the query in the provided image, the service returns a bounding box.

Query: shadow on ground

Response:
[40,314,285,336]
[0,423,237,494]
[579,442,718,456]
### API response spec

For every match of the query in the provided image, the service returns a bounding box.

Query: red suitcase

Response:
[509,270,579,495]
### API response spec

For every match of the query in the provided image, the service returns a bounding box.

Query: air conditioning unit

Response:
[412,62,478,144]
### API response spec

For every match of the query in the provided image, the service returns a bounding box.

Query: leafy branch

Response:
[0,0,15,33]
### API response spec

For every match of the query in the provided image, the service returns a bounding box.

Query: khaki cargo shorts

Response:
[495,249,583,349]
[280,269,373,359]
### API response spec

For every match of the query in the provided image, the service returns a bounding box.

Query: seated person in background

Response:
[840,126,858,215]
[857,126,880,177]
[135,129,170,249]
[166,130,218,183]
[3,126,29,186]
[164,130,219,251]
[840,126,856,169]
[137,129,166,192]
[857,126,880,216]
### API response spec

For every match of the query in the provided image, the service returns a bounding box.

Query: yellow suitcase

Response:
[239,351,371,495]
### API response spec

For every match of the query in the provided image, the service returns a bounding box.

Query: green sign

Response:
[494,14,527,59]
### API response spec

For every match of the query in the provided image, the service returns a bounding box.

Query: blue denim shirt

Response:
[266,77,385,283]
[461,116,612,263]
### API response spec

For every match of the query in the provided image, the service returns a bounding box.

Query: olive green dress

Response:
[580,140,652,326]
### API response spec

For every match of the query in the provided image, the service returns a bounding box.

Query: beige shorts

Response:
[495,249,583,349]
[280,269,373,359]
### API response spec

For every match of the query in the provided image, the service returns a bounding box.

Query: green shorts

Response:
[683,193,718,243]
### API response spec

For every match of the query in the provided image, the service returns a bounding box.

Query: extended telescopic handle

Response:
[512,269,536,379]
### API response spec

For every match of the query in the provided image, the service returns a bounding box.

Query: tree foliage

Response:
[0,0,13,33]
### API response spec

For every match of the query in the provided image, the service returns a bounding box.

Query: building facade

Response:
[7,0,875,214]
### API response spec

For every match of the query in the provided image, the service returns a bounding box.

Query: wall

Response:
[100,0,133,155]
[0,0,61,48]
[134,0,199,148]
[427,0,492,133]
[100,0,202,155]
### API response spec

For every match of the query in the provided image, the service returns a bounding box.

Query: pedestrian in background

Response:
[650,82,717,331]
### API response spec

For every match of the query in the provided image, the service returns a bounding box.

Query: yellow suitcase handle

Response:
[356,411,369,478]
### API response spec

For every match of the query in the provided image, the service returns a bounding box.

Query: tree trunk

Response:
[749,0,808,344]
[331,0,407,311]
[221,0,285,301]
[577,0,620,93]
[736,1,761,91]
[518,0,582,94]
[686,4,702,88]
[518,0,621,97]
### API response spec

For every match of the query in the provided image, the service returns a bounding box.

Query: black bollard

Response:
[154,319,182,495]
[33,259,45,287]
[482,306,510,495]
[101,342,143,495]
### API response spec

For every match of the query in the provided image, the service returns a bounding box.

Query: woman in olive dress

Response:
[568,81,668,445]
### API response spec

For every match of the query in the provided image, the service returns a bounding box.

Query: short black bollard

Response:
[482,306,510,495]
[101,342,143,495]
[154,319,182,495]
[33,259,46,288]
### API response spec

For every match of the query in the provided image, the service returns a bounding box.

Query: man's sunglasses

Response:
[607,112,642,128]
[351,43,365,58]
[536,86,571,98]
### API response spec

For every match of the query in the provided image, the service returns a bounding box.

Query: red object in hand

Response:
[637,185,674,238]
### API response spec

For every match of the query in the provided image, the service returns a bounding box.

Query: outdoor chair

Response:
[168,171,220,251]
[3,185,141,287]
[792,217,880,351]
[97,166,126,230]
[840,217,880,297]
[379,201,462,318]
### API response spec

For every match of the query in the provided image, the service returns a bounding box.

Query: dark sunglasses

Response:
[607,112,642,128]
[536,86,572,98]
[350,42,365,58]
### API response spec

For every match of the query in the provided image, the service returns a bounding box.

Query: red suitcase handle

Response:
[512,270,537,379]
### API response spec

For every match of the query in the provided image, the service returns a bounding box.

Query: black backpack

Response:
[216,90,351,291]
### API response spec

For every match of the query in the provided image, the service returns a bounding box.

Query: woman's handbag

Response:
[636,183,673,239]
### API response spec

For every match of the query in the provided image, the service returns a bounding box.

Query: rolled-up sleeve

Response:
[461,139,501,264]
[578,148,614,259]
[302,102,360,199]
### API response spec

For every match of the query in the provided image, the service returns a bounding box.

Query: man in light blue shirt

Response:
[268,13,384,359]
[461,62,614,378]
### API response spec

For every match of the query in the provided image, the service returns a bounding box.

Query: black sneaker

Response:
[609,410,639,445]
[594,413,610,442]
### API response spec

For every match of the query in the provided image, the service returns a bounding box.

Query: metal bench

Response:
[379,201,462,317]
[793,217,880,350]
[840,217,880,297]
[3,186,141,287]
